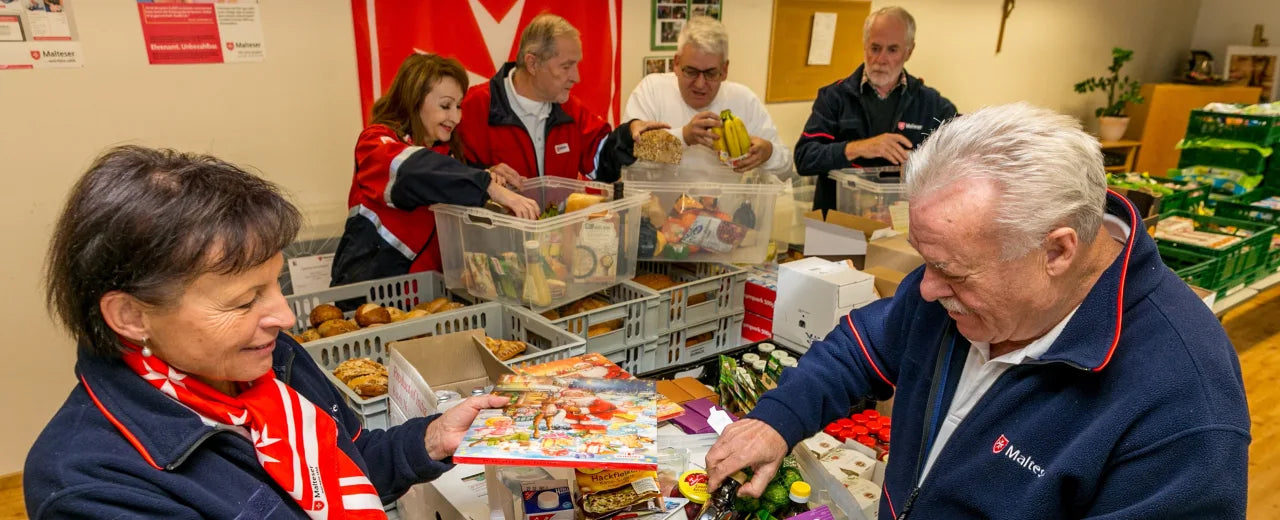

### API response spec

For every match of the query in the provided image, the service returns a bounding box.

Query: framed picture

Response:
[643,55,668,76]
[651,0,721,51]
[1225,45,1280,103]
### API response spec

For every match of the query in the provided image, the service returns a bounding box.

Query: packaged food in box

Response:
[433,177,648,311]
[622,163,784,264]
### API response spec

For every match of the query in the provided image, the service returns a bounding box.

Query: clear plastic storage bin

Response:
[432,177,648,312]
[832,168,908,231]
[622,163,784,264]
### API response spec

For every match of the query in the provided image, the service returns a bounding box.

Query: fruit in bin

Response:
[354,303,391,327]
[662,243,691,260]
[673,194,703,214]
[733,494,761,514]
[760,481,790,513]
[309,304,344,328]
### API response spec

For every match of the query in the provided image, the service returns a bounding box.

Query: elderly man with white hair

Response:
[795,6,956,212]
[706,103,1250,519]
[624,16,792,176]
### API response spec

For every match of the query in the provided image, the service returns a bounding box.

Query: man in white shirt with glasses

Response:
[624,16,792,177]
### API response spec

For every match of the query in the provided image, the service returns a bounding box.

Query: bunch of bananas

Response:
[712,109,751,158]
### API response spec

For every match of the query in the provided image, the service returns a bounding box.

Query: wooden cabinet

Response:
[1100,140,1140,173]
[1125,83,1261,175]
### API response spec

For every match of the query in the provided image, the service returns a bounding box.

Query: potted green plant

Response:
[1074,47,1145,141]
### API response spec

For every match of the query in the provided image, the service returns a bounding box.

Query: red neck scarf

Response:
[119,341,387,519]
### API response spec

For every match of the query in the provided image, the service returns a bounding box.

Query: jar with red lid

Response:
[856,435,876,448]
[878,428,891,442]
[864,410,881,420]
[865,419,883,431]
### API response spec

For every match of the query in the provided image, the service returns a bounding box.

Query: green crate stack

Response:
[1213,186,1280,274]
[1176,147,1269,174]
[1155,211,1276,296]
[1155,176,1211,213]
[1158,244,1223,294]
[1185,110,1280,147]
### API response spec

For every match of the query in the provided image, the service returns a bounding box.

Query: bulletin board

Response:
[766,0,870,103]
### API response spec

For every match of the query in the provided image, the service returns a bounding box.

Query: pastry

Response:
[484,337,527,361]
[385,307,406,322]
[332,358,386,383]
[309,304,344,328]
[300,328,322,342]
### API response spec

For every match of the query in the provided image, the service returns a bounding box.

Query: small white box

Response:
[840,475,881,520]
[520,480,574,520]
[775,257,876,346]
[820,448,876,480]
[801,432,843,458]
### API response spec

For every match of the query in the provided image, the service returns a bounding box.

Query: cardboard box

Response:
[656,377,718,405]
[775,257,876,347]
[803,210,891,258]
[742,311,772,343]
[387,329,515,420]
[862,266,906,300]
[865,235,923,274]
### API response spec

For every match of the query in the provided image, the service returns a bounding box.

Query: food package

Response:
[575,469,664,520]
[574,219,620,283]
[680,210,749,254]
[465,252,499,299]
[633,130,684,165]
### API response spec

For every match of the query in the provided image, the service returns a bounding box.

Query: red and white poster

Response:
[136,0,265,65]
[351,0,622,125]
[0,0,83,69]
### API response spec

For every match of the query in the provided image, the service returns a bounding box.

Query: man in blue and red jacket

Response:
[708,103,1250,519]
[459,14,666,182]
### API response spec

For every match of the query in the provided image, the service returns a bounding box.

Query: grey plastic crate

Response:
[629,262,747,334]
[650,312,745,372]
[548,282,659,353]
[302,302,586,430]
[598,340,659,376]
[285,271,452,335]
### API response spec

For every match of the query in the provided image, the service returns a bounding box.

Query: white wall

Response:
[1191,0,1280,75]
[621,0,1203,146]
[0,0,360,475]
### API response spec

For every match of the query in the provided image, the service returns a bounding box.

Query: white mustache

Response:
[939,297,969,315]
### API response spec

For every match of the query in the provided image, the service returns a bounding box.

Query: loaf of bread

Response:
[318,319,359,338]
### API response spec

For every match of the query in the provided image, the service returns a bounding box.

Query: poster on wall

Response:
[651,0,721,51]
[135,0,265,65]
[350,0,623,126]
[1226,45,1280,103]
[0,0,83,69]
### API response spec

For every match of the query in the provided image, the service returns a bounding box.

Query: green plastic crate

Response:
[1214,187,1280,272]
[1158,245,1223,295]
[1154,176,1210,213]
[1177,147,1269,174]
[1155,211,1276,294]
[1185,110,1280,147]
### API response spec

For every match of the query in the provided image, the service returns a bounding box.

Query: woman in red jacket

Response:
[332,53,539,286]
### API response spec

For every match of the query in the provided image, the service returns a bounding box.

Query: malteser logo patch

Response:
[992,434,1009,454]
[993,434,1046,478]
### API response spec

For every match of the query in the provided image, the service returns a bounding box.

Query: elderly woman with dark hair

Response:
[24,145,505,519]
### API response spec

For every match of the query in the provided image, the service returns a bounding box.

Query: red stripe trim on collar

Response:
[845,314,895,389]
[884,485,898,518]
[82,375,163,471]
[1092,190,1138,372]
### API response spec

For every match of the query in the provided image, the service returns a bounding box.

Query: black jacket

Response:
[794,65,957,211]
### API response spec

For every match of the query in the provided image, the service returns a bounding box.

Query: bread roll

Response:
[300,328,322,342]
[414,297,450,314]
[402,309,430,321]
[437,301,465,313]
[385,307,407,322]
[318,318,359,338]
[309,304,344,328]
[346,374,388,398]
[354,303,391,327]
[332,358,386,383]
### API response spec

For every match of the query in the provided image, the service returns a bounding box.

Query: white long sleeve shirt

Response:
[624,73,793,178]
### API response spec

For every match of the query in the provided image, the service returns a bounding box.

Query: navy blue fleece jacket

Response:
[749,193,1250,519]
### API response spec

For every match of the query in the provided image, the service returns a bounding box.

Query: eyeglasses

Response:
[679,66,724,82]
